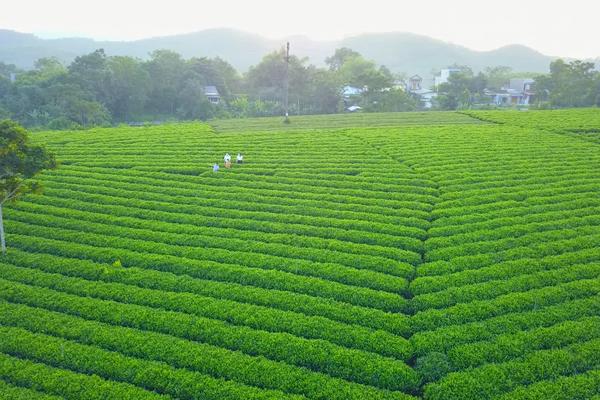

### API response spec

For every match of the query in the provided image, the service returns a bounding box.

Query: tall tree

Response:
[436,67,487,110]
[325,48,361,71]
[144,50,186,115]
[68,49,110,105]
[0,62,18,80]
[0,120,56,254]
[363,88,418,112]
[105,56,150,121]
[484,66,514,91]
[535,59,599,107]
[245,49,311,107]
[338,56,393,92]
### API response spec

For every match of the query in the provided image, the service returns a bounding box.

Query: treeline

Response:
[0,47,598,129]
[436,60,600,109]
[0,47,416,129]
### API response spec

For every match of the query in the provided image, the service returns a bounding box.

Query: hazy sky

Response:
[2,0,598,58]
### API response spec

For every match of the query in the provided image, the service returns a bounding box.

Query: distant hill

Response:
[0,28,574,80]
[339,33,553,78]
[0,28,275,72]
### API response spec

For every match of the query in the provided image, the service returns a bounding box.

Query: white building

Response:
[406,75,436,109]
[434,68,462,88]
[342,86,365,98]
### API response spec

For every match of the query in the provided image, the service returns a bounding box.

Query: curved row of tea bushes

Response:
[424,338,600,400]
[0,278,419,392]
[0,261,412,359]
[410,293,600,357]
[7,209,413,294]
[0,352,170,399]
[446,316,600,370]
[410,278,600,333]
[411,262,600,311]
[0,379,63,400]
[496,369,600,400]
[7,224,409,313]
[0,326,302,400]
[0,300,414,400]
[3,248,411,336]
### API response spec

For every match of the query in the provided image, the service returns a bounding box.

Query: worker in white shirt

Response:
[236,153,244,164]
[224,153,232,168]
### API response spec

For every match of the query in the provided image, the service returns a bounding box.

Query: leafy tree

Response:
[187,57,235,100]
[0,120,56,254]
[363,88,418,112]
[325,48,361,71]
[210,57,243,95]
[33,58,67,81]
[246,49,298,99]
[0,62,18,80]
[303,68,340,114]
[535,59,599,107]
[484,66,514,91]
[0,106,9,120]
[245,48,313,115]
[144,50,186,115]
[436,67,487,110]
[484,66,537,92]
[228,96,250,118]
[105,56,150,121]
[14,58,66,87]
[41,82,109,128]
[68,49,110,105]
[66,97,110,127]
[176,78,217,120]
[338,56,393,92]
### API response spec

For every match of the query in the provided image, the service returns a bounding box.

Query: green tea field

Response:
[1,109,600,399]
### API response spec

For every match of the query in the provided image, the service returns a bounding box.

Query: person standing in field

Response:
[213,163,219,173]
[224,153,232,169]
[236,153,244,164]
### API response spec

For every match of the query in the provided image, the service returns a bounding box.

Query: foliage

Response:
[0,120,56,204]
[338,56,394,92]
[362,88,419,112]
[435,67,487,110]
[325,47,361,71]
[0,120,55,255]
[415,352,451,383]
[0,47,470,129]
[534,59,600,107]
[1,111,599,399]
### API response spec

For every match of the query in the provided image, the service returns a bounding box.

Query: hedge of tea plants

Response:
[1,111,598,399]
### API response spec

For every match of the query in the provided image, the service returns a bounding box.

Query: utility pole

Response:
[0,203,5,256]
[284,42,290,123]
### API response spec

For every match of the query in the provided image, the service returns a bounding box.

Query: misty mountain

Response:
[0,28,562,78]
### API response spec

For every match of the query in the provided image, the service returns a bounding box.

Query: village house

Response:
[204,86,221,104]
[486,78,535,106]
[342,85,365,98]
[406,75,436,109]
[342,85,365,112]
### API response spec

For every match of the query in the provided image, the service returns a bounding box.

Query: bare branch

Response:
[0,182,24,206]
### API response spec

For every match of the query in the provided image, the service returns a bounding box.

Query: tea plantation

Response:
[1,109,599,399]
